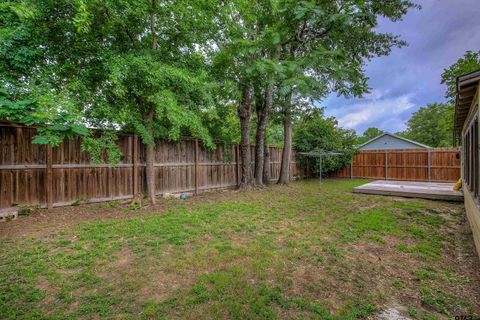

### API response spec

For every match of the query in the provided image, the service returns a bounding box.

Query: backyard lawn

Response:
[0,179,479,319]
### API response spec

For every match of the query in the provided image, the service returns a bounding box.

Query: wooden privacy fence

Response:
[331,148,461,182]
[0,122,305,211]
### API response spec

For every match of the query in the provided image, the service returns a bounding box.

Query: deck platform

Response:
[353,180,463,202]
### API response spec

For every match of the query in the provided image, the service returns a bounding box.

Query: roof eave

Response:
[455,70,480,133]
[359,132,429,149]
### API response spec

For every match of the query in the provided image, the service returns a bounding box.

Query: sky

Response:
[322,0,480,135]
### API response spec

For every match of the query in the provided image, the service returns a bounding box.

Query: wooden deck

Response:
[353,180,463,202]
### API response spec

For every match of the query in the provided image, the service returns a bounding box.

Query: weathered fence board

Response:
[331,148,461,182]
[0,123,305,211]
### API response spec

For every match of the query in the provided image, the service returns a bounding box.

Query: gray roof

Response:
[358,132,430,149]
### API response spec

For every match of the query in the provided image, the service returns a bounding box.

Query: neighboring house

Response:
[455,69,480,258]
[358,132,430,150]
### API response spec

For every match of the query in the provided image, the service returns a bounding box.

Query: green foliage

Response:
[82,131,123,165]
[293,108,357,174]
[106,53,216,148]
[0,1,42,83]
[441,50,480,103]
[266,124,284,147]
[397,103,454,147]
[33,122,89,147]
[0,87,34,121]
[214,0,418,153]
[0,0,232,156]
[0,0,419,165]
[0,85,89,146]
[407,307,417,317]
[271,0,418,100]
[357,127,385,145]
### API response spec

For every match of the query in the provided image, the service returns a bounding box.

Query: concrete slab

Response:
[353,180,463,202]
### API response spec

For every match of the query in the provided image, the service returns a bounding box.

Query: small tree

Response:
[293,108,357,175]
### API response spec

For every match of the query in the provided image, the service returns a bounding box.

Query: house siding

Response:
[360,135,426,150]
[464,187,480,258]
[461,83,480,259]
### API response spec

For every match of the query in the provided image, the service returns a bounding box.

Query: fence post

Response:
[385,151,388,180]
[235,145,240,186]
[350,161,353,179]
[132,134,139,196]
[195,139,200,195]
[46,144,53,209]
[427,149,431,182]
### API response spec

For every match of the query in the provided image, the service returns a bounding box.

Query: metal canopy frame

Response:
[298,151,343,183]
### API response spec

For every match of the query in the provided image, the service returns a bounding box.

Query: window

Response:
[463,105,479,200]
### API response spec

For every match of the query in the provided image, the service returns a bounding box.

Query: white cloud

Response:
[326,93,416,133]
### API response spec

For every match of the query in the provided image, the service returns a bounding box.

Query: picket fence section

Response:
[331,148,461,182]
[0,122,305,211]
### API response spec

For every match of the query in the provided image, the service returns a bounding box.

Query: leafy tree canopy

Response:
[0,0,234,150]
[397,103,454,147]
[357,127,385,145]
[441,50,480,103]
[0,85,89,146]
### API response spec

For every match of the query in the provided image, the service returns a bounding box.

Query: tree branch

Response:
[150,0,158,50]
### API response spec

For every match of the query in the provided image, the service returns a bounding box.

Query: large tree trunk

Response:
[145,109,157,205]
[238,83,254,189]
[145,0,158,205]
[262,132,270,185]
[278,94,292,185]
[254,83,273,186]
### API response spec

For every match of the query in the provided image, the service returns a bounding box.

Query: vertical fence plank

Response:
[427,149,431,182]
[385,151,388,180]
[46,144,53,209]
[195,139,199,195]
[132,135,139,196]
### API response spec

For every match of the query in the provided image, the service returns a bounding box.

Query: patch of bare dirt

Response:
[93,246,193,304]
[0,189,247,240]
[0,181,304,242]
[113,246,134,271]
[35,275,59,316]
[135,267,189,302]
[373,306,413,320]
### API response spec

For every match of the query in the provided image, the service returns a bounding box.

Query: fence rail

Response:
[0,123,305,211]
[331,148,461,182]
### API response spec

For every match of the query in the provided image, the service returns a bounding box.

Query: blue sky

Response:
[322,0,480,135]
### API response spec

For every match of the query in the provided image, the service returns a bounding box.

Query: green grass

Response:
[0,179,477,319]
